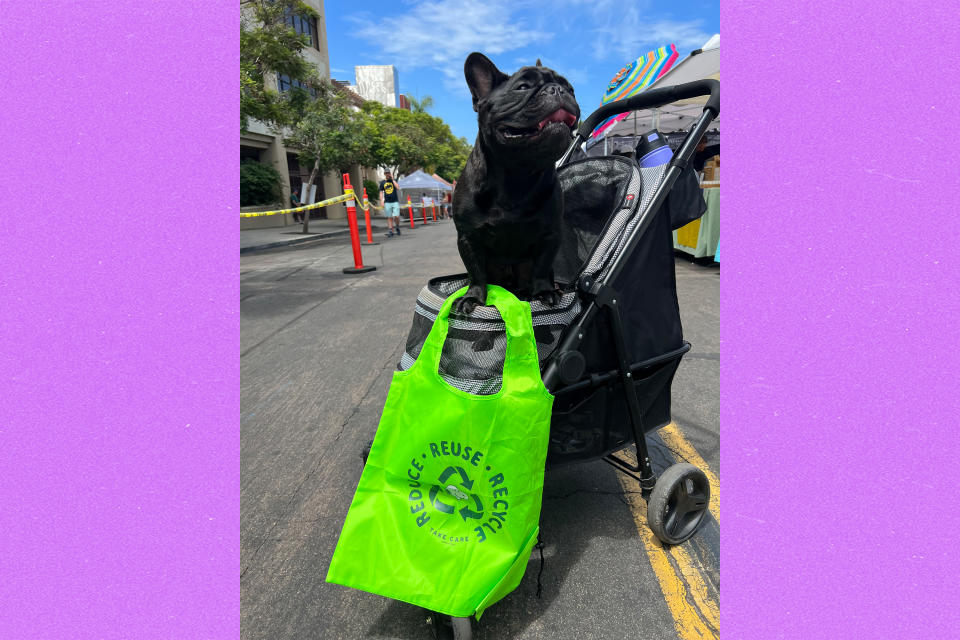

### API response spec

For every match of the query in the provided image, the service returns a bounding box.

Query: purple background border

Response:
[2,1,958,637]
[1,3,239,638]
[721,0,960,636]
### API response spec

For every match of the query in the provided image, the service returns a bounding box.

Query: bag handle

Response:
[413,285,544,394]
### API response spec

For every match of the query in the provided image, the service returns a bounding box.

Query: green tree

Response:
[405,94,435,114]
[361,102,427,177]
[404,111,471,182]
[325,96,472,203]
[284,81,369,232]
[362,179,380,203]
[240,0,320,132]
[432,135,472,183]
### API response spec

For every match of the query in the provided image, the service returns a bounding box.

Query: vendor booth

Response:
[674,180,719,258]
[397,169,452,207]
[586,35,720,260]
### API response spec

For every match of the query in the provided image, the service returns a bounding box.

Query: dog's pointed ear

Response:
[464,52,508,112]
[536,58,542,67]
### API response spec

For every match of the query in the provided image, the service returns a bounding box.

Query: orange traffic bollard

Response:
[341,174,376,274]
[407,195,416,229]
[361,188,379,246]
[431,203,437,222]
[421,199,428,225]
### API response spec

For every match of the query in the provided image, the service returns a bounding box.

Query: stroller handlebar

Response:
[576,79,719,139]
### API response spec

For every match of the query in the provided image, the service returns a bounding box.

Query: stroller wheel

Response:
[647,463,710,545]
[451,616,473,640]
[427,612,473,640]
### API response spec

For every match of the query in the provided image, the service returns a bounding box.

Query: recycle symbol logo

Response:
[428,466,484,521]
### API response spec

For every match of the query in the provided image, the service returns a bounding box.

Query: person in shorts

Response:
[379,170,401,237]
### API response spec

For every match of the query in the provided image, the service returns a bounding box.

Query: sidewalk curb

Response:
[241,226,381,254]
[240,220,450,254]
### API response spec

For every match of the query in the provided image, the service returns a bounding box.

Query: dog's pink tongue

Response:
[538,109,577,130]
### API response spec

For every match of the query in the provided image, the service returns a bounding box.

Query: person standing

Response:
[443,191,451,219]
[379,170,401,237]
[290,190,302,224]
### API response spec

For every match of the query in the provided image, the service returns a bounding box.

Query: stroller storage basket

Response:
[547,343,687,466]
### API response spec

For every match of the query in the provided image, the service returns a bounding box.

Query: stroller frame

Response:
[392,81,719,639]
[545,79,720,492]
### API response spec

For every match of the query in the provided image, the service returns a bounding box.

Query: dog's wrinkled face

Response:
[465,53,580,168]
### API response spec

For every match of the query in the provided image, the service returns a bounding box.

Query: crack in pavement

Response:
[544,487,643,508]
[269,248,349,282]
[648,438,694,467]
[240,296,334,359]
[273,263,311,282]
[661,537,721,637]
[328,339,405,450]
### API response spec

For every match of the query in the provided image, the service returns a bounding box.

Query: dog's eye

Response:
[516,83,530,91]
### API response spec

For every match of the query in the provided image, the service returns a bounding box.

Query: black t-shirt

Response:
[379,179,399,203]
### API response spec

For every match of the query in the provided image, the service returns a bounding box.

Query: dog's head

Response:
[465,52,580,168]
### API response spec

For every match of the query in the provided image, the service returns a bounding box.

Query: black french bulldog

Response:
[452,53,580,314]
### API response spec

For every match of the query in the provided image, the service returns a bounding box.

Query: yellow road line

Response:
[615,423,720,639]
[671,542,720,631]
[659,422,719,523]
[618,473,719,639]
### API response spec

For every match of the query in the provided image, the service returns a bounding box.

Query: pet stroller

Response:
[397,80,719,638]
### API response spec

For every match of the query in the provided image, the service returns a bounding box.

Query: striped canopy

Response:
[590,44,679,138]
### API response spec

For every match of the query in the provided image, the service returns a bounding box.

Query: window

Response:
[241,146,262,163]
[277,74,317,98]
[284,10,318,49]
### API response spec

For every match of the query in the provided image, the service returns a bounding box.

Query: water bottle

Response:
[634,130,672,168]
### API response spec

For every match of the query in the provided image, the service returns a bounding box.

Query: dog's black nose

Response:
[540,84,563,96]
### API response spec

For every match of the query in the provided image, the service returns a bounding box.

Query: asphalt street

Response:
[241,219,719,639]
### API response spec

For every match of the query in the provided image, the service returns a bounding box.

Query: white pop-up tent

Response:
[397,169,452,206]
[588,34,719,151]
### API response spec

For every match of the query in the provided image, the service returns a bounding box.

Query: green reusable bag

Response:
[326,285,554,618]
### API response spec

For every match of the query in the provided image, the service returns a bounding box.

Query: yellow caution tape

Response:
[361,197,383,212]
[240,189,358,218]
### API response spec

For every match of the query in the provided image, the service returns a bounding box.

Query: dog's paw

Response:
[533,287,561,307]
[454,286,486,314]
[454,296,478,314]
[455,295,485,314]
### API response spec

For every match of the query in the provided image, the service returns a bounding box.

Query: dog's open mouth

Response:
[500,109,577,139]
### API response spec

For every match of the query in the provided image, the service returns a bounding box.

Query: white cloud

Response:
[553,0,710,62]
[597,18,711,61]
[348,0,552,92]
[592,14,710,61]
[513,55,588,89]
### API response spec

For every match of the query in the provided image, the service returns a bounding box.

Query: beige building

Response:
[241,0,363,228]
[351,65,401,108]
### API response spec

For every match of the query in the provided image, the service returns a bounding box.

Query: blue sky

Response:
[325,0,718,143]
